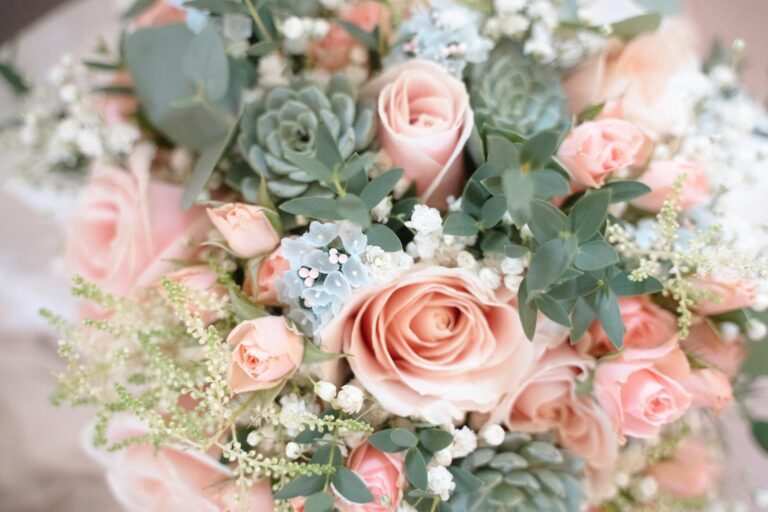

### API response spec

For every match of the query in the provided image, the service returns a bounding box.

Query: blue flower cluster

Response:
[276,222,371,335]
[386,0,493,77]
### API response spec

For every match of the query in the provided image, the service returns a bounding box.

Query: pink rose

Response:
[207,203,281,259]
[632,160,710,212]
[85,415,275,512]
[244,249,290,306]
[366,60,474,209]
[133,0,187,29]
[563,21,701,139]
[162,265,227,325]
[690,275,757,315]
[338,443,405,512]
[682,321,746,378]
[227,316,304,394]
[684,368,733,415]
[557,119,648,188]
[66,144,210,297]
[584,296,677,357]
[646,439,720,499]
[322,266,536,424]
[490,344,618,484]
[594,339,691,441]
[310,2,390,72]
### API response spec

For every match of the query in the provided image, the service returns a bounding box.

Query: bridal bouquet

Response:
[11,0,768,510]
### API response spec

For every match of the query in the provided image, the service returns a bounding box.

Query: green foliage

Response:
[611,13,662,40]
[333,467,374,504]
[369,428,419,453]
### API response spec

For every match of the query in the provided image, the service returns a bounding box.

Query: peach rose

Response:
[646,439,720,499]
[594,339,691,441]
[310,2,389,72]
[207,203,281,259]
[557,119,648,188]
[321,266,537,424]
[244,249,290,306]
[690,275,757,315]
[134,0,187,29]
[162,265,227,325]
[366,60,473,209]
[632,161,710,212]
[85,415,275,512]
[227,316,304,394]
[338,443,405,512]
[584,296,677,357]
[490,344,618,481]
[684,368,733,415]
[682,321,746,378]
[562,21,701,139]
[66,144,210,297]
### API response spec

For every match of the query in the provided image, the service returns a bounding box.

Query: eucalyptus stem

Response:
[244,0,273,44]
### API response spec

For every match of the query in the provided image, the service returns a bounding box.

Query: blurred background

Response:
[1,1,768,511]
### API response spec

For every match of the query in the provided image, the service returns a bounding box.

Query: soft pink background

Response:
[0,1,767,511]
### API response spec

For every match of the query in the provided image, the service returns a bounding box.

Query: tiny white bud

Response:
[285,441,302,460]
[314,380,337,402]
[427,466,455,501]
[747,319,767,341]
[246,430,262,446]
[449,426,477,459]
[479,424,505,447]
[335,384,365,414]
[753,293,768,312]
[282,16,305,40]
[433,448,453,467]
[637,475,658,501]
[719,321,742,343]
[614,471,630,487]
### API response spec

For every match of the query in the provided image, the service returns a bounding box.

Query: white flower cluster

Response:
[362,246,414,284]
[404,205,474,265]
[484,0,606,66]
[280,16,331,54]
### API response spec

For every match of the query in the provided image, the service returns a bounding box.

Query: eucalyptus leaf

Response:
[274,474,326,500]
[419,429,453,454]
[570,297,596,341]
[520,131,559,169]
[443,213,479,237]
[595,288,624,349]
[185,0,250,14]
[526,238,573,292]
[518,280,538,340]
[280,197,344,220]
[569,189,611,243]
[611,12,662,40]
[405,447,428,490]
[530,199,568,242]
[369,428,417,452]
[577,102,605,123]
[316,121,343,169]
[367,224,402,252]
[531,169,570,199]
[284,148,333,183]
[335,19,378,51]
[480,196,507,229]
[448,466,485,494]
[603,180,652,203]
[304,492,334,512]
[360,168,404,209]
[610,271,663,296]
[575,240,619,271]
[336,194,371,228]
[632,0,682,15]
[229,285,268,321]
[535,295,572,327]
[246,41,278,57]
[338,153,375,181]
[480,231,510,253]
[332,467,374,504]
[302,339,345,365]
[182,25,229,102]
[501,167,535,226]
[505,244,529,258]
[753,421,768,454]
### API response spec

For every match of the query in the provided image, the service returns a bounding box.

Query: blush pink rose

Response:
[310,2,389,72]
[66,144,210,297]
[244,249,291,306]
[207,203,281,259]
[366,60,474,209]
[684,368,733,415]
[584,296,677,357]
[227,316,304,394]
[161,265,227,325]
[690,275,757,315]
[557,119,648,188]
[489,344,618,484]
[594,339,692,441]
[647,439,720,499]
[562,21,701,139]
[338,443,405,512]
[632,160,710,212]
[682,321,746,378]
[321,266,537,425]
[85,415,275,512]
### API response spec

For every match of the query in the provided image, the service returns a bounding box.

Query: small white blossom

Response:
[478,267,501,290]
[500,257,525,275]
[456,251,477,270]
[449,426,477,459]
[258,54,288,88]
[76,129,103,157]
[406,205,443,234]
[336,384,365,414]
[637,475,658,501]
[503,274,523,293]
[371,196,393,223]
[222,14,253,41]
[720,321,742,343]
[285,441,302,460]
[747,319,767,341]
[479,424,505,447]
[524,23,555,63]
[311,19,331,39]
[433,448,453,466]
[754,292,768,312]
[246,431,262,446]
[427,466,455,501]
[282,16,305,40]
[493,0,526,15]
[314,380,337,402]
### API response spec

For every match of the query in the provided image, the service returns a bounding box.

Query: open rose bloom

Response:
[38,2,768,511]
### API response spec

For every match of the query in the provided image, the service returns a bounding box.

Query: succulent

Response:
[235,74,376,200]
[468,41,569,137]
[450,432,585,512]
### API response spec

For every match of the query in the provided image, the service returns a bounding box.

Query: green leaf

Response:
[316,121,343,170]
[332,467,374,504]
[531,170,571,200]
[577,102,605,123]
[526,238,574,292]
[419,429,453,453]
[502,167,535,226]
[467,124,486,164]
[0,62,30,95]
[338,153,375,181]
[753,421,768,454]
[535,295,572,327]
[280,197,344,221]
[274,474,326,500]
[595,288,624,349]
[520,131,559,169]
[570,297,596,341]
[443,213,479,237]
[549,274,600,300]
[610,271,663,296]
[311,444,343,466]
[480,196,507,229]
[302,339,345,365]
[632,0,682,15]
[505,244,529,258]
[447,466,484,494]
[182,25,230,102]
[229,285,268,321]
[530,200,569,243]
[335,19,378,51]
[83,60,121,71]
[405,447,428,490]
[480,231,510,253]
[462,176,493,218]
[611,12,662,40]
[518,280,538,340]
[304,492,334,512]
[575,240,619,271]
[185,0,249,14]
[360,168,404,209]
[336,194,371,228]
[284,149,333,183]
[367,224,402,252]
[369,428,418,452]
[603,180,652,203]
[486,134,520,169]
[569,189,611,243]
[246,41,278,57]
